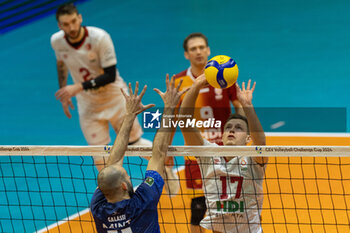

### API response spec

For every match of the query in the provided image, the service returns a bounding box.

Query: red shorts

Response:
[185,159,203,189]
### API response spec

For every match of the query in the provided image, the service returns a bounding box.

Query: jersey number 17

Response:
[220,176,243,199]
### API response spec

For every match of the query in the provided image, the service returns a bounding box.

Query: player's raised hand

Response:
[235,79,256,107]
[120,82,155,116]
[61,98,74,118]
[154,74,189,108]
[193,73,209,89]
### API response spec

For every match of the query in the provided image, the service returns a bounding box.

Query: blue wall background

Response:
[0,0,349,147]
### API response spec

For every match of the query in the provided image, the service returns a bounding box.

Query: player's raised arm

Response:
[107,82,154,167]
[178,73,208,146]
[236,80,268,164]
[147,75,188,176]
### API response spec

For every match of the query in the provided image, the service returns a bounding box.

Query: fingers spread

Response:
[139,85,147,99]
[235,82,241,92]
[128,82,133,96]
[247,79,251,90]
[251,81,256,92]
[170,74,175,88]
[134,81,139,96]
[120,87,127,99]
[180,87,190,96]
[153,88,163,96]
[143,104,155,111]
[165,74,169,89]
[176,79,183,92]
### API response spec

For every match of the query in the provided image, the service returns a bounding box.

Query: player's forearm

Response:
[152,107,175,161]
[178,85,204,145]
[107,114,136,166]
[232,100,245,116]
[243,104,266,145]
[82,65,116,90]
[56,61,68,88]
[169,105,181,145]
[179,84,200,119]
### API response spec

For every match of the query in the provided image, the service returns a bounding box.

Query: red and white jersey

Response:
[198,140,265,233]
[51,26,125,116]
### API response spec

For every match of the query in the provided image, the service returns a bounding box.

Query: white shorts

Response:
[79,114,143,145]
[78,80,143,145]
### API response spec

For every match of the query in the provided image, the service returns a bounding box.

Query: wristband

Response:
[91,79,96,87]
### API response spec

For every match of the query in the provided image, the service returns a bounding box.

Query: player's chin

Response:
[69,31,79,38]
[223,140,236,146]
[193,58,205,65]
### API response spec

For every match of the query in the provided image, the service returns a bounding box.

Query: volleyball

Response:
[204,55,239,89]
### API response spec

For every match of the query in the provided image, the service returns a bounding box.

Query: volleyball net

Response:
[0,145,350,233]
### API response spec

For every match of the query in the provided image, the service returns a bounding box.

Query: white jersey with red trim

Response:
[50,26,126,117]
[198,140,265,233]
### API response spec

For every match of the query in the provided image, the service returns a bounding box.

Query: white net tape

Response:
[0,145,350,157]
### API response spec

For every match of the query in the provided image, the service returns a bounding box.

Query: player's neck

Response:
[191,65,205,78]
[67,26,85,44]
[107,193,130,203]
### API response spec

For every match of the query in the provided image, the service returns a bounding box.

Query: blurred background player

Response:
[172,32,242,232]
[51,3,179,195]
[179,75,267,233]
[51,3,150,171]
[91,77,187,232]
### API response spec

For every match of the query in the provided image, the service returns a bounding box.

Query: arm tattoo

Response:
[57,61,68,88]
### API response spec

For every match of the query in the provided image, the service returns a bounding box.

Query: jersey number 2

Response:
[79,67,91,81]
[220,176,243,199]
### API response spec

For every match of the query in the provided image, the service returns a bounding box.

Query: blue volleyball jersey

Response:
[90,170,164,233]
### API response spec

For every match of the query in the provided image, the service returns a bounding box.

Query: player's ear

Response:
[184,51,189,60]
[57,21,62,30]
[78,14,83,24]
[121,182,127,191]
[207,46,211,57]
[245,134,251,145]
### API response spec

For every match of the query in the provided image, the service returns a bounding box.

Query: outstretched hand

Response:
[120,82,155,116]
[235,79,256,107]
[153,74,189,108]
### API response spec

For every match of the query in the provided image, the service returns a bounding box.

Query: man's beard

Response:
[126,181,135,198]
[66,26,82,40]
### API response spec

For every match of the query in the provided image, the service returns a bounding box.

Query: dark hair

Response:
[183,32,208,51]
[56,3,79,21]
[225,113,249,133]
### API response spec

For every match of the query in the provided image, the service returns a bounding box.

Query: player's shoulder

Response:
[86,26,110,39]
[50,30,65,45]
[174,69,188,79]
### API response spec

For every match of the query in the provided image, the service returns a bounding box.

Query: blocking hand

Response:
[121,82,155,116]
[154,74,189,108]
